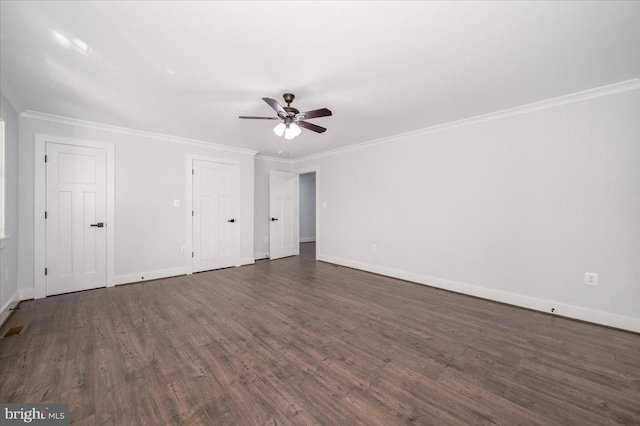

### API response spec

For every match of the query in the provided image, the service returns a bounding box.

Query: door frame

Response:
[185,154,241,275]
[294,166,320,260]
[34,134,115,299]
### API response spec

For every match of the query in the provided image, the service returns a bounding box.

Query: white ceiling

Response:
[1,1,639,158]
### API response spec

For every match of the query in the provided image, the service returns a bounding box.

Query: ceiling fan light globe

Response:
[284,127,295,140]
[273,122,286,136]
[289,122,302,137]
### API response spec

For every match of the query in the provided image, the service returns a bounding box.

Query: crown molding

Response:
[19,110,258,156]
[255,154,294,164]
[296,78,640,163]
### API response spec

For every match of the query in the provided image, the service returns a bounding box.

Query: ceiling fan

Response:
[239,93,332,139]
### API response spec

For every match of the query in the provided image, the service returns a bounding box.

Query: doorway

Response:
[299,172,316,244]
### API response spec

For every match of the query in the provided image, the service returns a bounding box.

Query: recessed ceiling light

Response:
[166,68,175,76]
[51,30,71,48]
[51,30,91,55]
[73,38,90,55]
[277,150,284,154]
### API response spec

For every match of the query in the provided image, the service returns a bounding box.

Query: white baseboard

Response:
[114,266,187,286]
[300,237,316,243]
[317,254,640,333]
[254,252,269,260]
[0,291,20,328]
[19,289,34,301]
[13,261,255,299]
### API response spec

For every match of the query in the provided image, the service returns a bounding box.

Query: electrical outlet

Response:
[585,272,598,286]
[173,199,180,207]
[180,245,186,253]
[371,244,377,253]
[322,201,327,208]
[264,235,269,242]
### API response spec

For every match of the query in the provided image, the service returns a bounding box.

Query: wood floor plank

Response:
[1,243,639,424]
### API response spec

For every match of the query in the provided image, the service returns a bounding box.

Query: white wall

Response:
[12,85,640,333]
[254,157,292,259]
[18,114,256,295]
[299,172,316,242]
[0,93,20,324]
[295,87,640,332]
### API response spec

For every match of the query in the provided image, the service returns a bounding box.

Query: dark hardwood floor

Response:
[1,243,639,425]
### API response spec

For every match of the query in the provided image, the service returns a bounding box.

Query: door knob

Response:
[228,219,236,223]
[271,218,278,221]
[90,222,104,228]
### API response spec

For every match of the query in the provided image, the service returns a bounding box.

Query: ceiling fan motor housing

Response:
[284,107,299,116]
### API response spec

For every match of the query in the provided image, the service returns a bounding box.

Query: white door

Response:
[46,143,107,296]
[192,159,239,272]
[269,170,299,260]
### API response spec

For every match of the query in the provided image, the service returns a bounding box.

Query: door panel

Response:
[269,171,299,260]
[46,143,107,296]
[192,160,239,272]
[218,195,231,256]
[83,192,97,273]
[57,191,73,277]
[200,195,216,259]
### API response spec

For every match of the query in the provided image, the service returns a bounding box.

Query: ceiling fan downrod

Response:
[283,93,295,107]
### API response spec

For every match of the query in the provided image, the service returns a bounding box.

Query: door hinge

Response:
[192,210,194,217]
[192,169,195,175]
[44,211,48,219]
[192,252,194,258]
[44,155,48,163]
[45,268,48,276]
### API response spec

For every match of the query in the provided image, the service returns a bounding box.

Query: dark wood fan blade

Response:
[262,98,287,116]
[297,108,332,120]
[297,120,327,133]
[239,116,279,120]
